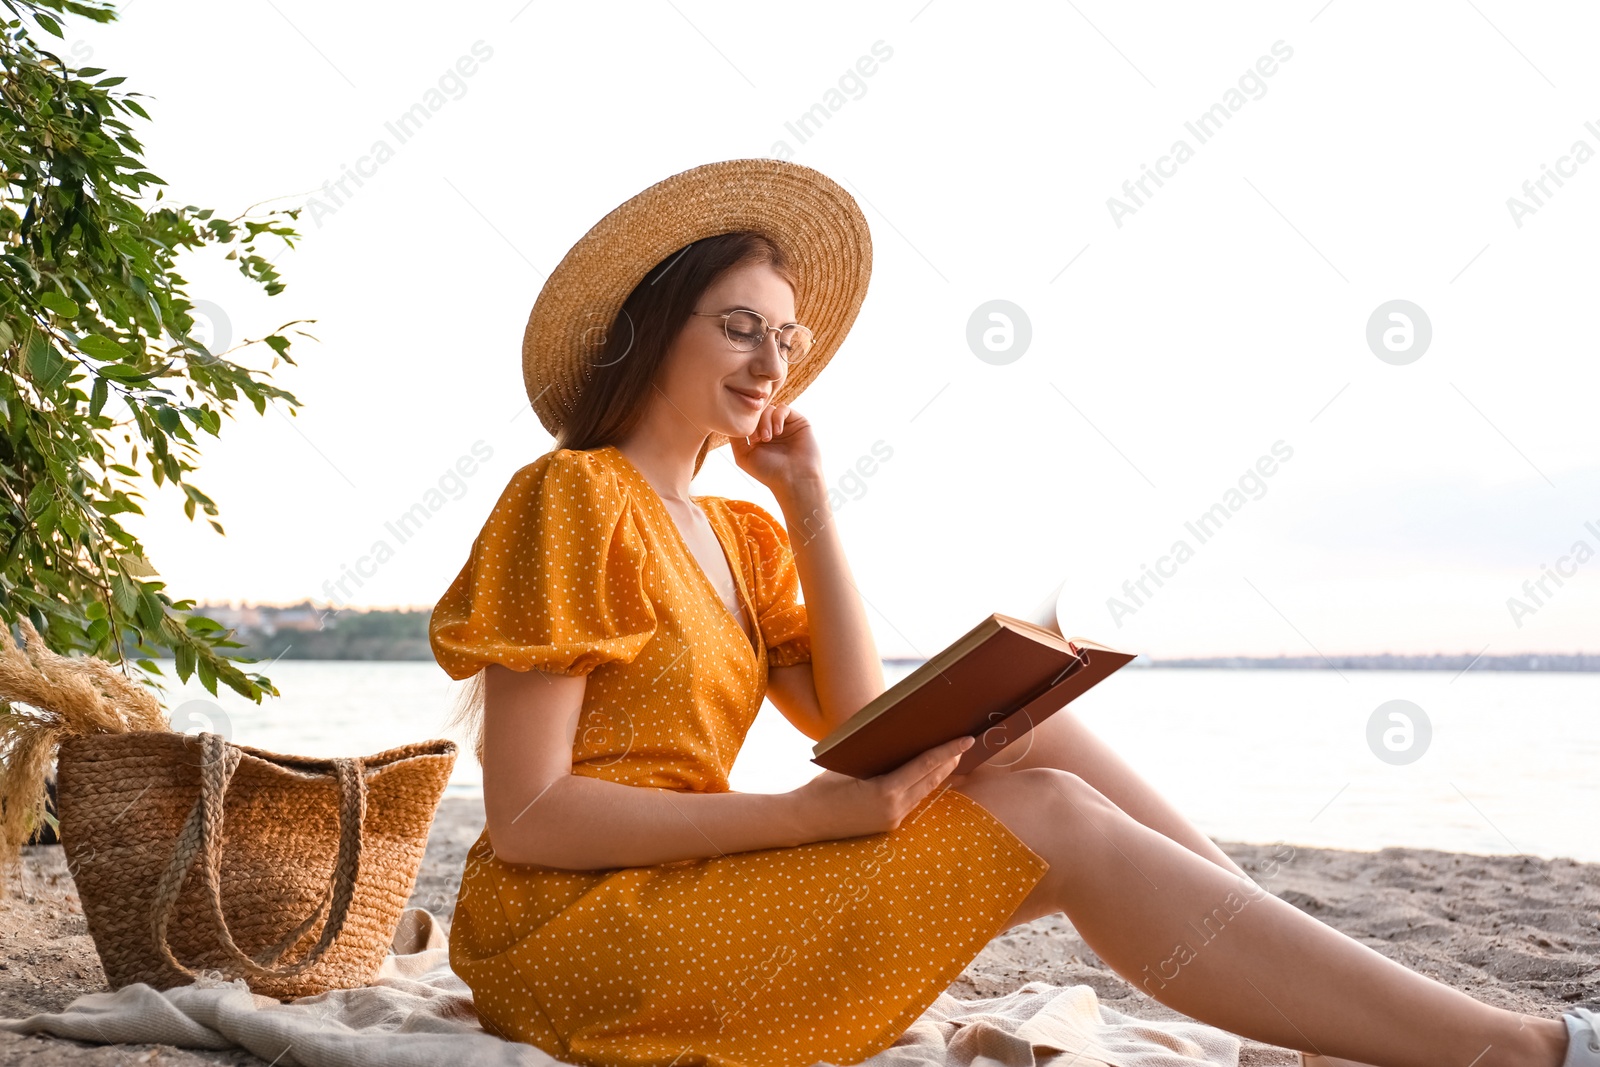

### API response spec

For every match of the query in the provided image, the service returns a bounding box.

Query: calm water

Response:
[150,661,1600,863]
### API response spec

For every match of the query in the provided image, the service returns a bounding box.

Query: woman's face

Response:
[654,259,796,442]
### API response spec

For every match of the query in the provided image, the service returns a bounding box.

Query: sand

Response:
[1,796,1596,1066]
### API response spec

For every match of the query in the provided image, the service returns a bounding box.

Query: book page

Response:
[1022,578,1067,639]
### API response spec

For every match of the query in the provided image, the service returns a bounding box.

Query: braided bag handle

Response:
[149,731,368,980]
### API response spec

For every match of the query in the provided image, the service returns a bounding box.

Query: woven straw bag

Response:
[55,729,456,1000]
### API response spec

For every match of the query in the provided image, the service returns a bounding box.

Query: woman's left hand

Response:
[729,402,823,497]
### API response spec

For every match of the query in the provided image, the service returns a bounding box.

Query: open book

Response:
[810,589,1137,779]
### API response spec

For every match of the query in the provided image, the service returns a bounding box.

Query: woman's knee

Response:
[954,767,1123,852]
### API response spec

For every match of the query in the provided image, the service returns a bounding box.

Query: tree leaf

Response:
[39,291,79,317]
[76,333,126,361]
[174,640,196,681]
[110,571,138,618]
[25,331,70,388]
[135,586,163,629]
[119,552,157,576]
[197,654,218,695]
[98,362,155,382]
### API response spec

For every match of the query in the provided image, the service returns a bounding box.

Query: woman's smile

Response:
[726,384,768,410]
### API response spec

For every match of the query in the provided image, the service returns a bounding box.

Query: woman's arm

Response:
[770,478,884,736]
[764,663,827,741]
[482,663,813,869]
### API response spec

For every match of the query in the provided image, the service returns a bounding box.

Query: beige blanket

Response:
[0,909,1241,1067]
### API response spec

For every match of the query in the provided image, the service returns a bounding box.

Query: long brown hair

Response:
[445,230,799,767]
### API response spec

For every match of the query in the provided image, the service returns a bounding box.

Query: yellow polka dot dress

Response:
[429,445,1050,1067]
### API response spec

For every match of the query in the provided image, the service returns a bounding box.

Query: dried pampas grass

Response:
[0,618,170,897]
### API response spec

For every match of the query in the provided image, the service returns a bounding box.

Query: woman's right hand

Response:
[788,735,977,843]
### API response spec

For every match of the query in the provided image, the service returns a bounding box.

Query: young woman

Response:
[428,162,1597,1067]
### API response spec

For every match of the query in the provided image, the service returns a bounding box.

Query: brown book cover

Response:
[810,613,1137,779]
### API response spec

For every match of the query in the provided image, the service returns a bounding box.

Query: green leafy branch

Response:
[1,0,324,705]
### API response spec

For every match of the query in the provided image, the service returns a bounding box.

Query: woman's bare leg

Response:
[962,710,1387,1065]
[963,709,1393,1067]
[944,769,1571,1067]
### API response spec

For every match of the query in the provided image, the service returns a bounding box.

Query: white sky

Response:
[73,0,1600,660]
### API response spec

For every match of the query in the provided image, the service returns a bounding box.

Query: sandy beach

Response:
[1,795,1596,1066]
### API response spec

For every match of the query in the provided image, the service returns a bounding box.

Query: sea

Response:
[148,661,1600,864]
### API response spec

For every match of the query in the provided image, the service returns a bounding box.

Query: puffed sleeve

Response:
[721,499,811,668]
[428,449,656,679]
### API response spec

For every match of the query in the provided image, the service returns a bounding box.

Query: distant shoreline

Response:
[212,645,1600,672]
[1124,652,1600,672]
[180,606,1600,672]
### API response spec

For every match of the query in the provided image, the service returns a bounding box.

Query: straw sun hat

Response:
[521,158,874,452]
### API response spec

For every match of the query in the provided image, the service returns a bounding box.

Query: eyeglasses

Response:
[690,309,815,364]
